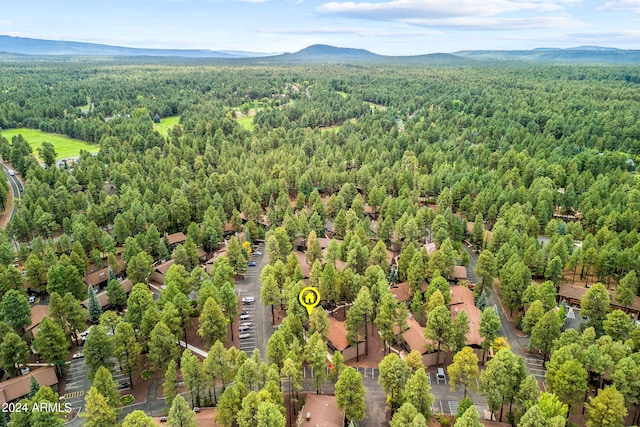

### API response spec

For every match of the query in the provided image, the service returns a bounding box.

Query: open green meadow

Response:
[236,116,255,131]
[0,128,99,160]
[153,116,181,136]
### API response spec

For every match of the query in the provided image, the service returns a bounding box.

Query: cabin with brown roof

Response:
[82,279,134,310]
[453,266,468,283]
[166,232,186,248]
[558,283,640,319]
[298,394,344,427]
[149,259,175,284]
[327,317,365,362]
[390,282,411,303]
[85,266,110,291]
[449,286,483,351]
[0,367,58,405]
[26,305,50,338]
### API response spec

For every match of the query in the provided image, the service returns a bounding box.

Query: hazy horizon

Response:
[1,0,639,56]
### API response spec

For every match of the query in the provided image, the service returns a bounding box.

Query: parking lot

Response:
[64,357,90,414]
[238,297,257,353]
[234,242,270,355]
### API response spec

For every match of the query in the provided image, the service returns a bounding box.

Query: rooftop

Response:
[0,367,58,405]
[298,393,344,427]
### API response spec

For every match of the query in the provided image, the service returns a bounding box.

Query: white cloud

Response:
[258,26,440,37]
[404,15,581,30]
[597,0,640,12]
[317,0,571,20]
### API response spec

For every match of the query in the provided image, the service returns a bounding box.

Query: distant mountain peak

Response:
[290,44,378,57]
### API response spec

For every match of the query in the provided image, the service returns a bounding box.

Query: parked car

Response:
[29,295,36,304]
[242,296,255,304]
[160,416,168,422]
[239,325,252,332]
[240,314,251,321]
[239,333,251,339]
[72,352,84,359]
[254,251,262,256]
[247,261,257,267]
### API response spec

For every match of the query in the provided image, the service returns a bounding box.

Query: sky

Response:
[1,0,640,55]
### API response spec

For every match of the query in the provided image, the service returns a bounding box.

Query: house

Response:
[166,232,186,249]
[82,279,134,310]
[449,286,483,355]
[149,259,175,284]
[558,283,640,319]
[401,317,439,365]
[390,282,411,304]
[84,266,110,291]
[453,266,468,283]
[0,367,58,405]
[26,304,50,338]
[298,393,345,427]
[327,317,365,362]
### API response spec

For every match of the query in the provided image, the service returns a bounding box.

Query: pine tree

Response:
[335,367,365,423]
[87,287,103,324]
[164,359,178,409]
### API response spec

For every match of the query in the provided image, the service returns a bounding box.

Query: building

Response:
[81,279,134,309]
[26,304,50,338]
[298,393,345,427]
[84,266,110,291]
[149,259,175,284]
[327,317,365,362]
[0,367,58,405]
[166,232,186,249]
[449,285,483,357]
[558,283,640,319]
[453,265,468,283]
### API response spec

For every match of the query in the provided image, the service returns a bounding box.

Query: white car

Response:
[72,352,84,359]
[241,296,255,304]
[239,333,252,339]
[28,296,36,304]
[239,325,252,332]
[240,314,251,321]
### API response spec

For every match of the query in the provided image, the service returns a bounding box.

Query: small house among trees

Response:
[327,318,365,362]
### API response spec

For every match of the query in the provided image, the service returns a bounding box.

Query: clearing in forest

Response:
[0,128,99,160]
[153,115,181,136]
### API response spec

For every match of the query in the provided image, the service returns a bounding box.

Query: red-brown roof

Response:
[167,232,186,245]
[454,266,467,280]
[558,283,640,312]
[299,393,344,427]
[402,317,429,354]
[28,305,50,335]
[328,317,361,351]
[85,266,110,287]
[155,259,175,276]
[450,286,482,347]
[0,367,58,405]
[390,282,411,303]
[295,251,311,278]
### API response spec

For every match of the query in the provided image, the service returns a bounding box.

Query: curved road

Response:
[1,163,23,223]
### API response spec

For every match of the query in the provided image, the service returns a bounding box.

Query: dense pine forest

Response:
[0,59,640,427]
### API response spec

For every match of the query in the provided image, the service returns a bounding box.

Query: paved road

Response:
[463,244,545,381]
[0,163,23,224]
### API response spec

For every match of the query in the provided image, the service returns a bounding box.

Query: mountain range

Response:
[2,35,640,64]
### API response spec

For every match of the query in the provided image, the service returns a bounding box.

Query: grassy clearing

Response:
[237,116,255,131]
[153,116,181,136]
[336,91,349,98]
[0,128,98,160]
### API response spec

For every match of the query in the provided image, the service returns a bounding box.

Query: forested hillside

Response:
[0,60,640,426]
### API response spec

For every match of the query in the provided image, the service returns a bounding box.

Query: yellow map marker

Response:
[299,287,320,316]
